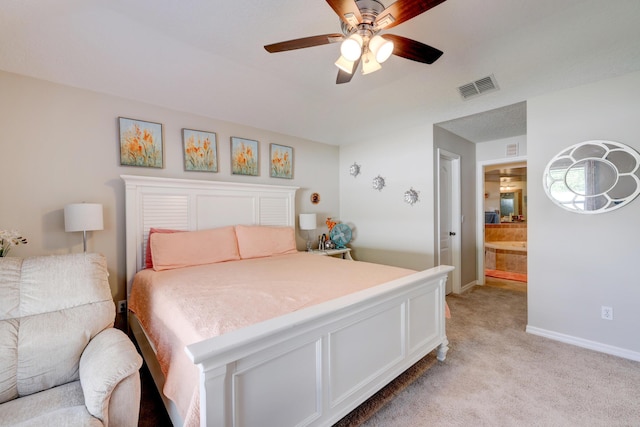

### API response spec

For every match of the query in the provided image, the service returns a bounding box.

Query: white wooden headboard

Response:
[121,175,298,296]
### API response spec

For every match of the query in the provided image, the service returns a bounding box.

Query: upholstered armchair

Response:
[0,253,142,426]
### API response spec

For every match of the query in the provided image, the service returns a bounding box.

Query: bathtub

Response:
[484,241,527,274]
[484,241,527,252]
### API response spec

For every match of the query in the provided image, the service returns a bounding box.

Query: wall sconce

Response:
[299,213,317,252]
[64,203,103,252]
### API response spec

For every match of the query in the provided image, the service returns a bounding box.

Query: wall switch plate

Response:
[601,306,613,320]
[118,300,127,313]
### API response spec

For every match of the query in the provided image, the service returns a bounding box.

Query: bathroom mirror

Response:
[500,190,523,219]
[484,163,527,222]
[543,140,640,213]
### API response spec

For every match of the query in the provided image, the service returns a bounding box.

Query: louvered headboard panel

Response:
[122,175,298,296]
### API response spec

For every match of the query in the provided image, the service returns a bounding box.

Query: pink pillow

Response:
[235,225,297,259]
[145,228,183,269]
[150,226,240,271]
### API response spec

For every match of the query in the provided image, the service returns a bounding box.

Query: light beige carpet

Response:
[335,285,640,426]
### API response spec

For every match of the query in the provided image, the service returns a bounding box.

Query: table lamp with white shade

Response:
[64,203,104,252]
[299,213,317,252]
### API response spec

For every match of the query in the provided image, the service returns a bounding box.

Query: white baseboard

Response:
[461,280,477,293]
[526,325,640,362]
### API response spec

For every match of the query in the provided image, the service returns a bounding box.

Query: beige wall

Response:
[338,125,437,271]
[338,121,475,283]
[527,70,640,359]
[5,66,639,360]
[339,68,640,361]
[0,70,339,303]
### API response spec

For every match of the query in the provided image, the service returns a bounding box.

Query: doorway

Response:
[476,158,528,291]
[436,101,527,291]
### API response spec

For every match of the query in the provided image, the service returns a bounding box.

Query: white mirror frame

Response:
[542,140,640,214]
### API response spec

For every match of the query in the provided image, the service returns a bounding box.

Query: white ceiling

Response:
[1,0,639,145]
[438,101,526,143]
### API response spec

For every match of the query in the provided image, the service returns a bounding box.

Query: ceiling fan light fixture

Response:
[369,35,393,63]
[374,14,396,31]
[265,0,445,85]
[340,33,363,61]
[361,51,382,75]
[343,12,360,28]
[335,55,356,74]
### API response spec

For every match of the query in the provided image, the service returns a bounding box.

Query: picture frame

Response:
[118,117,163,168]
[270,143,293,179]
[230,137,259,176]
[182,128,217,172]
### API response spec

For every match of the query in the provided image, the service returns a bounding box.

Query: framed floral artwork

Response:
[183,129,217,172]
[231,137,259,176]
[119,117,163,168]
[270,143,293,179]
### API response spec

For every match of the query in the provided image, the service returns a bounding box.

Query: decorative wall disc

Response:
[349,162,361,177]
[372,175,386,191]
[310,192,321,204]
[404,188,420,205]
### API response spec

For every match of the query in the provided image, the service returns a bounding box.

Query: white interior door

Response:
[439,157,453,291]
[438,150,461,294]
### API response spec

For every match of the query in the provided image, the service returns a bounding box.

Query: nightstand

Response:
[309,247,353,260]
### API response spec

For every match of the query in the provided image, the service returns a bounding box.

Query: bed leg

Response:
[436,337,449,362]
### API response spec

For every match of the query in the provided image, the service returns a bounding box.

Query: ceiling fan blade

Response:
[326,0,362,27]
[336,58,361,84]
[264,34,344,53]
[375,0,447,30]
[383,34,443,64]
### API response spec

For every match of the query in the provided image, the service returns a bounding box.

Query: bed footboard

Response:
[186,265,452,427]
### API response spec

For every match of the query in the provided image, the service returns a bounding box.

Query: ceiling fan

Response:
[264,0,446,84]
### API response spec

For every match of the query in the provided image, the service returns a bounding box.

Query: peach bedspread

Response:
[129,253,422,425]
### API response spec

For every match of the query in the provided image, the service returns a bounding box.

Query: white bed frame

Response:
[122,175,452,427]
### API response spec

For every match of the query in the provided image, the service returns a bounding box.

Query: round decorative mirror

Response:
[543,140,640,213]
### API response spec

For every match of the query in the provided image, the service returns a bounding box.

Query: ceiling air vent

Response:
[458,74,499,100]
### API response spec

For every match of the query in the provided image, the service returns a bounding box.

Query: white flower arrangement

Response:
[0,230,28,257]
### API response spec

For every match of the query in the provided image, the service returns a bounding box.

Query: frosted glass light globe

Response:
[341,34,363,61]
[369,35,393,63]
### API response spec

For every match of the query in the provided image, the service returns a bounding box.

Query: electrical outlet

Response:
[118,300,127,313]
[601,306,613,320]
